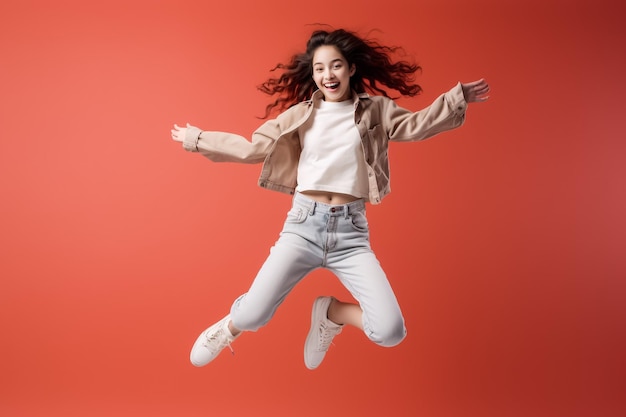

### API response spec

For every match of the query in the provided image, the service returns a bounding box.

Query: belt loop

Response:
[344,204,350,219]
[309,200,316,216]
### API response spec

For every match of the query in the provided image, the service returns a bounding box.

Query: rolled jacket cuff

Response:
[447,82,468,114]
[183,125,203,152]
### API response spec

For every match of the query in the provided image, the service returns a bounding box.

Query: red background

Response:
[1,0,625,416]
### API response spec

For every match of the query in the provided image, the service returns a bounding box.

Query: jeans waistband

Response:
[293,192,365,216]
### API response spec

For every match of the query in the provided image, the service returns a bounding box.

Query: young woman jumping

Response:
[171,28,489,370]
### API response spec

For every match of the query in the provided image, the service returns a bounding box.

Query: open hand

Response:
[461,79,490,103]
[171,123,187,142]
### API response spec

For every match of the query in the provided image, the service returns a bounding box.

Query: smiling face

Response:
[312,45,356,102]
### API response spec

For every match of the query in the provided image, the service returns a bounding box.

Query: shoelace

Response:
[317,321,342,352]
[203,327,235,355]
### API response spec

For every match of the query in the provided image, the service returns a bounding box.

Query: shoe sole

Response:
[304,296,330,370]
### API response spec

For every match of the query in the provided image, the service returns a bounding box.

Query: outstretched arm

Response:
[170,120,277,163]
[461,79,490,103]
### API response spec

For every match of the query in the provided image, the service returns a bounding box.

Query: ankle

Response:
[227,321,241,337]
[327,299,362,329]
[326,298,343,326]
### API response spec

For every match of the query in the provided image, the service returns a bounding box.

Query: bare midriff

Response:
[300,190,361,205]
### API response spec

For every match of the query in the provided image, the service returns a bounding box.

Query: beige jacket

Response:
[183,83,467,204]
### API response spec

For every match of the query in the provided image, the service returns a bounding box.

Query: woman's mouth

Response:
[324,82,339,90]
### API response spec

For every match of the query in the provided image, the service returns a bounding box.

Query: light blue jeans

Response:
[230,192,406,347]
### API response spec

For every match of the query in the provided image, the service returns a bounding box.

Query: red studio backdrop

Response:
[1,1,625,416]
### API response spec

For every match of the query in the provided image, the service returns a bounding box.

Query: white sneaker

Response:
[190,315,240,367]
[304,296,343,370]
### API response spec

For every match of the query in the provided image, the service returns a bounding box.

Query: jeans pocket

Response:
[350,211,369,232]
[285,206,307,224]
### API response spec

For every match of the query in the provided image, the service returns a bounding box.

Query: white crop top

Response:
[296,99,369,198]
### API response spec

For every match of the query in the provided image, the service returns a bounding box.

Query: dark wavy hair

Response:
[258,28,422,118]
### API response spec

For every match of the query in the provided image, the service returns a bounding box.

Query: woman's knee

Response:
[366,317,407,347]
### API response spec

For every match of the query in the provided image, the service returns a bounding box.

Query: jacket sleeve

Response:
[182,118,282,164]
[385,82,467,142]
